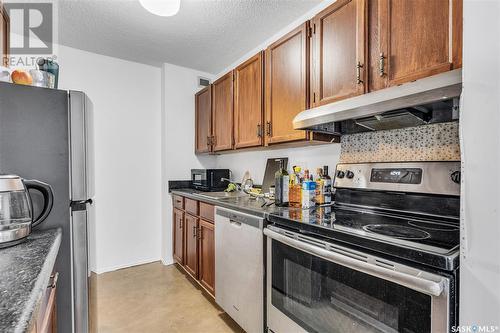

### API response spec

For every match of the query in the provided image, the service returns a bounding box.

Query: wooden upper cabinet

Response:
[369,0,462,91]
[234,52,264,149]
[265,23,309,145]
[311,0,366,107]
[212,72,234,152]
[195,86,212,154]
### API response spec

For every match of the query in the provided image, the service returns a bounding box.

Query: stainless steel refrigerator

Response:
[0,81,94,333]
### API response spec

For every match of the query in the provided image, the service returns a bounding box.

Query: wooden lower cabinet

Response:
[184,213,199,278]
[173,208,184,264]
[30,272,58,333]
[198,219,215,295]
[172,196,215,296]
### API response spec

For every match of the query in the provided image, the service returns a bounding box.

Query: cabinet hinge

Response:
[308,27,313,38]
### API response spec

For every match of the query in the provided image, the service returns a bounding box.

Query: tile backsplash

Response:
[339,122,460,163]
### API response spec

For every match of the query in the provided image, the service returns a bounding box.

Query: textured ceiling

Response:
[58,0,322,73]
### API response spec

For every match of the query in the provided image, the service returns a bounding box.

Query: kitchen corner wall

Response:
[460,0,500,327]
[161,63,216,264]
[58,45,162,274]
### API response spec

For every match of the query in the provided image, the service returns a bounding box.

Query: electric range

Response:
[265,161,461,333]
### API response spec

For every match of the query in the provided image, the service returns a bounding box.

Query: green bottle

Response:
[275,159,289,207]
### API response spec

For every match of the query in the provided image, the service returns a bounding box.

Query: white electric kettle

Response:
[0,175,54,247]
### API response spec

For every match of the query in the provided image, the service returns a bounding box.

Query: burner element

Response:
[363,224,431,240]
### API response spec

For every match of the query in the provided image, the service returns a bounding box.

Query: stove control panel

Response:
[334,161,461,196]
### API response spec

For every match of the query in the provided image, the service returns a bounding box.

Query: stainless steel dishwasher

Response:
[215,207,264,333]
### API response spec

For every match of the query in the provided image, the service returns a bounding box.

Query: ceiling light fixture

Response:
[139,0,180,17]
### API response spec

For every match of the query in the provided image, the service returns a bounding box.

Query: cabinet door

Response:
[1,1,9,63]
[183,213,198,278]
[311,0,366,107]
[234,52,264,149]
[212,72,234,151]
[172,208,184,264]
[198,219,215,296]
[265,23,309,145]
[370,0,461,90]
[195,86,212,154]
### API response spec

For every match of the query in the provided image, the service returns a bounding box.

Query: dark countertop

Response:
[170,188,328,220]
[0,228,62,333]
[171,188,287,217]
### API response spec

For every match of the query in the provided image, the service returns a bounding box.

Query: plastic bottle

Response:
[302,173,316,209]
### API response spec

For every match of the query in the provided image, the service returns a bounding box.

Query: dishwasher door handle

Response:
[229,220,242,227]
[216,207,263,229]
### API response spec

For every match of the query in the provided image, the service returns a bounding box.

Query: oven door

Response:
[264,226,450,333]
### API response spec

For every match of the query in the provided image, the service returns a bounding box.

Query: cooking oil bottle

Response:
[289,166,302,207]
[315,168,325,205]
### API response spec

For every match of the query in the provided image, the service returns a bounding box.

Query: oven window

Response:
[271,240,432,333]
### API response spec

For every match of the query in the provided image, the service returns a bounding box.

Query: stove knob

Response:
[450,171,461,184]
[346,170,355,179]
[336,170,345,179]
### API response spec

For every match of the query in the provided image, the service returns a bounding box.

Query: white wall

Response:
[161,63,216,264]
[58,45,162,274]
[460,0,500,327]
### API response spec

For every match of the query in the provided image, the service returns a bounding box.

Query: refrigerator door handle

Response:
[70,199,93,211]
[71,208,90,333]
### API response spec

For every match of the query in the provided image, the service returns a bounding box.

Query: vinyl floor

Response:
[90,261,244,333]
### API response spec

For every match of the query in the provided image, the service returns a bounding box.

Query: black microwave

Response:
[191,169,230,192]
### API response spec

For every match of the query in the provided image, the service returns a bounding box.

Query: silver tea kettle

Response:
[0,175,54,247]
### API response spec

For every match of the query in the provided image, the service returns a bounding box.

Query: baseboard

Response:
[161,258,174,266]
[93,257,161,274]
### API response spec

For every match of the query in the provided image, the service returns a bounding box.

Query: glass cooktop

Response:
[269,204,460,255]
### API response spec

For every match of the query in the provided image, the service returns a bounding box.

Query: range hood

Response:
[293,69,462,135]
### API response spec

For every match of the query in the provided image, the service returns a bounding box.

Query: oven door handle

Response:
[264,228,445,297]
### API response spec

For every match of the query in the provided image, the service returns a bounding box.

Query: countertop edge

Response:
[170,189,269,217]
[14,228,62,333]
